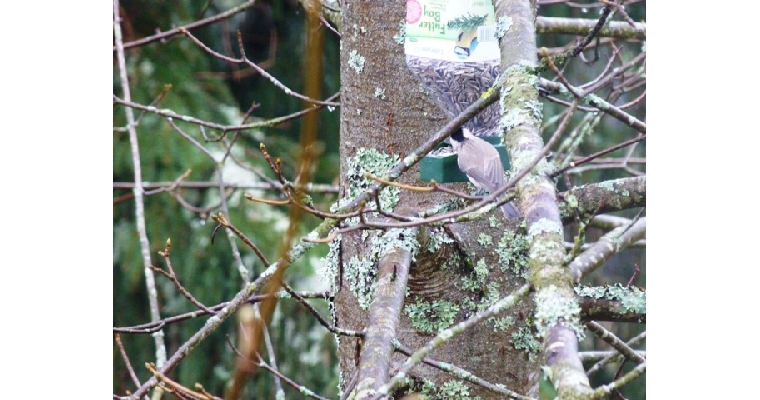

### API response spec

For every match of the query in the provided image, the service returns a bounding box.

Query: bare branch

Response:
[114,0,259,51]
[585,322,645,364]
[114,181,339,193]
[152,239,216,315]
[282,282,364,337]
[354,248,412,398]
[587,331,646,375]
[113,0,167,370]
[114,291,333,334]
[178,28,339,107]
[114,334,143,397]
[591,361,646,398]
[113,91,340,135]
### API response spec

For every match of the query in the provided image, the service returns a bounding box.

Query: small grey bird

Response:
[449,127,521,219]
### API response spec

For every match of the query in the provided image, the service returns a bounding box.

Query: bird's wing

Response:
[481,152,506,191]
[458,150,505,192]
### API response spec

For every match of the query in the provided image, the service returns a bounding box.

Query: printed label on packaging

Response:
[405,0,500,62]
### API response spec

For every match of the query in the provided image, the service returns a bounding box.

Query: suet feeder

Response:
[419,136,511,183]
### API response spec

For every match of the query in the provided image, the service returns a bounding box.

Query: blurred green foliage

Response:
[114,0,340,397]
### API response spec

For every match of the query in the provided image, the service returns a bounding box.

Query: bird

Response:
[449,127,521,219]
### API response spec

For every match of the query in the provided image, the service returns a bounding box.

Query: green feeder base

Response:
[419,137,511,183]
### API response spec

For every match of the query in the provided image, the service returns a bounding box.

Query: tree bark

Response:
[336,2,539,398]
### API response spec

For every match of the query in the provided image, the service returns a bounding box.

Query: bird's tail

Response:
[501,201,521,219]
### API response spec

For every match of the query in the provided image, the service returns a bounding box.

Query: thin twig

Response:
[113,0,167,369]
[114,0,259,51]
[587,331,646,375]
[113,91,340,136]
[586,322,646,363]
[178,28,339,107]
[262,325,284,398]
[114,291,333,334]
[570,2,614,57]
[255,353,329,400]
[114,180,340,193]
[144,170,193,196]
[591,361,646,398]
[211,212,270,267]
[281,281,364,337]
[216,168,250,283]
[152,239,216,314]
[165,118,218,161]
[114,334,143,392]
[551,134,645,177]
[145,363,223,400]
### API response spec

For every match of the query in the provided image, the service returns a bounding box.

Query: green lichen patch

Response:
[439,380,481,400]
[476,232,493,247]
[458,258,490,293]
[526,218,563,240]
[345,255,378,310]
[405,299,460,333]
[348,49,366,73]
[373,227,421,260]
[496,229,530,276]
[525,99,543,121]
[478,281,501,312]
[418,378,481,400]
[426,227,454,253]
[564,193,579,209]
[510,326,542,361]
[490,315,515,332]
[346,148,401,213]
[495,16,512,38]
[575,284,646,314]
[598,180,616,191]
[534,285,584,339]
[319,229,341,292]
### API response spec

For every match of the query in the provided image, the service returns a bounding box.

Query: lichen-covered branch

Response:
[578,285,646,323]
[536,17,645,41]
[354,247,412,399]
[495,0,592,397]
[560,176,646,222]
[569,217,646,281]
[544,326,589,397]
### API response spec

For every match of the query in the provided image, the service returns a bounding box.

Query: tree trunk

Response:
[334,2,539,398]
